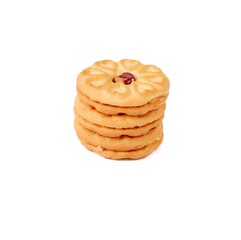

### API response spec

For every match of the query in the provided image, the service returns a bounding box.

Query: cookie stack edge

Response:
[74,59,170,160]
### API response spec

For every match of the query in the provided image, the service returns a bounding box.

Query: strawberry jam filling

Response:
[112,72,135,85]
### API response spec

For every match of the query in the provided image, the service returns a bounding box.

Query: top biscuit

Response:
[77,59,170,107]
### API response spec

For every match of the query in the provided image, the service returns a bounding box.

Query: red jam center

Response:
[112,72,135,85]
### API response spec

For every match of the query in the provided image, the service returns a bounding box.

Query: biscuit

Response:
[74,119,162,151]
[77,59,170,106]
[80,136,163,160]
[74,59,169,160]
[74,109,163,137]
[77,89,168,116]
[74,96,166,129]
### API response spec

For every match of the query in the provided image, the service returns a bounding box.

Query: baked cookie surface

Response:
[74,110,163,137]
[77,59,170,106]
[80,136,163,160]
[74,120,163,151]
[74,96,166,129]
[78,89,168,116]
[74,59,169,160]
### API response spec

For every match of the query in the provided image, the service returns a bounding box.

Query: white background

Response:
[0,0,241,239]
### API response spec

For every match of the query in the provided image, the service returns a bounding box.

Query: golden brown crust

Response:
[77,59,170,106]
[74,109,163,137]
[74,96,166,129]
[74,119,163,151]
[80,137,163,160]
[77,89,168,116]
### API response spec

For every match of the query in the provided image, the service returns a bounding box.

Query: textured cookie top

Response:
[77,59,170,106]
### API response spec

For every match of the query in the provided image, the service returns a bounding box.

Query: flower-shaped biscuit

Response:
[77,59,170,106]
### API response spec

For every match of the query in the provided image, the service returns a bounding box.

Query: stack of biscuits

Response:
[74,59,170,160]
